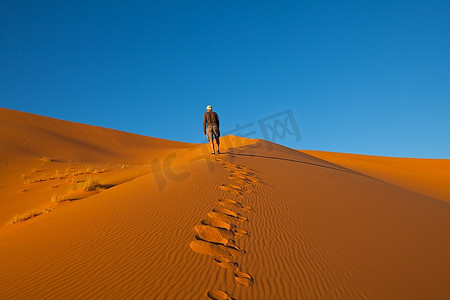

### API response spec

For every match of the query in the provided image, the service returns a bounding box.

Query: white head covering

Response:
[206,105,212,110]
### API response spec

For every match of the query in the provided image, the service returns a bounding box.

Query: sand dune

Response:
[302,150,450,203]
[0,108,449,299]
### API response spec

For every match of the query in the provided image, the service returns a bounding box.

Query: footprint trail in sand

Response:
[189,157,263,299]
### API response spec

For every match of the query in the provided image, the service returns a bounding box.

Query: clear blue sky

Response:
[1,1,449,158]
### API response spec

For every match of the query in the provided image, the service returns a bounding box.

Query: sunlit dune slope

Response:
[302,150,450,203]
[0,107,191,226]
[0,107,191,163]
[0,107,255,226]
[1,108,449,299]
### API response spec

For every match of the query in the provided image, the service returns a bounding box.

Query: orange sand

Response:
[1,108,449,299]
[302,150,450,204]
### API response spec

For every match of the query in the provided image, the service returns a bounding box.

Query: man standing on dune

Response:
[203,105,220,155]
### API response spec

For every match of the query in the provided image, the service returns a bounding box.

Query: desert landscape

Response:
[0,107,449,299]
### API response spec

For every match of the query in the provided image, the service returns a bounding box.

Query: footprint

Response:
[219,185,243,195]
[219,184,240,190]
[229,183,242,190]
[190,240,245,258]
[219,201,237,210]
[218,199,242,210]
[207,289,234,300]
[208,211,235,224]
[225,243,246,257]
[220,198,238,204]
[229,177,253,186]
[213,208,248,222]
[231,169,254,176]
[219,198,242,206]
[230,172,261,183]
[223,200,251,211]
[234,271,254,287]
[229,179,253,188]
[194,225,234,245]
[214,257,239,271]
[229,174,251,180]
[213,207,239,218]
[233,228,249,237]
[223,164,236,170]
[190,240,232,259]
[195,234,237,250]
[202,217,248,237]
[201,218,233,231]
[235,195,246,202]
[250,177,262,183]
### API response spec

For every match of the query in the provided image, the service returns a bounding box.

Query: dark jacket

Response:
[203,111,219,132]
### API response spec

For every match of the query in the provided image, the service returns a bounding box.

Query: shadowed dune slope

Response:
[1,109,449,299]
[302,150,450,203]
